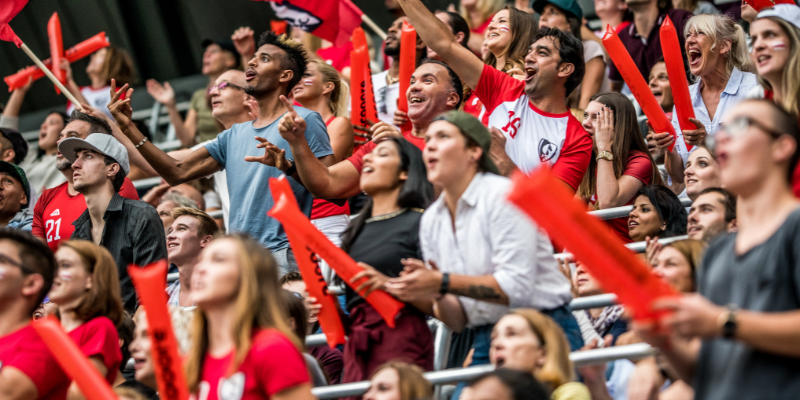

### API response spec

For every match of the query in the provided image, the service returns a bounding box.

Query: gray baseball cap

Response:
[58,134,130,176]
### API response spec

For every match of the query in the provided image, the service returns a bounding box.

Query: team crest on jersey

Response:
[269,1,322,32]
[538,138,558,162]
[219,372,245,400]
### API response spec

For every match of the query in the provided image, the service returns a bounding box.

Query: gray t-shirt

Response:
[695,208,800,400]
[204,108,333,250]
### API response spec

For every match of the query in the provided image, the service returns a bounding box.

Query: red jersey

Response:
[195,329,309,400]
[590,151,654,243]
[312,117,351,219]
[463,92,486,123]
[347,131,425,173]
[0,324,71,400]
[475,64,592,190]
[68,317,122,384]
[32,177,139,252]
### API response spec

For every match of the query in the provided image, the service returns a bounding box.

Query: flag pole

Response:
[19,42,83,111]
[361,15,387,40]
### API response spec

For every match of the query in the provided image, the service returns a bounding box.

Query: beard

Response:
[384,43,400,57]
[245,78,271,97]
[56,159,72,172]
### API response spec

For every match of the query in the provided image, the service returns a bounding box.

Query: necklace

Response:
[386,72,399,86]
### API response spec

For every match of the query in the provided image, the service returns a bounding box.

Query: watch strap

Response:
[439,272,450,295]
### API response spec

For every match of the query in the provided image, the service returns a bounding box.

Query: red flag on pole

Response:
[259,0,362,47]
[0,0,27,47]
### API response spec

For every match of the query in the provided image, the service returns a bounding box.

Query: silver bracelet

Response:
[134,137,148,149]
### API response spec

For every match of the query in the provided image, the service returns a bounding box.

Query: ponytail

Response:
[313,61,349,117]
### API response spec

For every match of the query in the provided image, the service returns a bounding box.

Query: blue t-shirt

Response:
[205,107,333,250]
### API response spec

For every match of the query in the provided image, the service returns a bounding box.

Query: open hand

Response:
[595,105,615,152]
[108,79,134,128]
[231,26,256,58]
[645,236,662,267]
[146,79,176,107]
[245,97,259,120]
[244,137,288,170]
[277,95,307,143]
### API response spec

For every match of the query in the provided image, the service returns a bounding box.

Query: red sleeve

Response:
[119,177,140,200]
[4,326,70,398]
[346,141,376,173]
[475,64,525,115]
[622,151,654,185]
[76,317,122,383]
[253,330,310,396]
[551,115,592,191]
[31,187,56,239]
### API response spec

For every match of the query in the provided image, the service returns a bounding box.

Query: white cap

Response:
[757,4,800,32]
[58,133,130,176]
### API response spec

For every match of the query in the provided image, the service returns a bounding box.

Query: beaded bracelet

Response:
[134,137,148,149]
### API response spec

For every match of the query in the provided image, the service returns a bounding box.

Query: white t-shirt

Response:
[583,40,611,95]
[371,70,400,128]
[475,64,592,190]
[66,86,113,119]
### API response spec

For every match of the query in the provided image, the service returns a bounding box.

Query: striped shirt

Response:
[72,193,167,312]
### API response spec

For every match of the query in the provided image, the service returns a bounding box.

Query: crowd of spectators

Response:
[2,0,800,399]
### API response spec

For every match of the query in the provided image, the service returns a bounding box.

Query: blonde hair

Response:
[510,309,575,391]
[370,362,433,400]
[185,234,300,391]
[684,14,753,77]
[312,60,350,117]
[756,17,800,119]
[59,240,123,327]
[460,0,506,29]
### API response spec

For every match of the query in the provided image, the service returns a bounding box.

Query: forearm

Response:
[119,122,201,185]
[489,146,518,177]
[433,294,467,333]
[735,310,800,357]
[110,121,159,177]
[664,149,685,184]
[595,160,622,208]
[66,80,89,106]
[289,138,360,199]
[658,336,699,384]
[167,105,195,148]
[397,0,456,57]
[448,274,509,305]
[2,90,27,118]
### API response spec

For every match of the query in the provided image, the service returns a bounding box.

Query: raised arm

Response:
[397,0,484,89]
[107,81,221,185]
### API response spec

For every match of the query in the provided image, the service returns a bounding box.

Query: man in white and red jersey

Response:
[32,111,139,251]
[0,229,71,400]
[260,59,461,200]
[398,0,592,191]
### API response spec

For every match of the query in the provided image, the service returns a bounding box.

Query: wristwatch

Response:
[439,272,450,295]
[718,304,738,339]
[596,151,614,162]
[284,160,297,177]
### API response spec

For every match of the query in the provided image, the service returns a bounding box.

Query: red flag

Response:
[271,20,288,35]
[0,0,27,47]
[260,0,362,47]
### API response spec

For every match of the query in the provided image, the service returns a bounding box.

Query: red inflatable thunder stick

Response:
[350,45,370,147]
[507,168,679,322]
[660,16,695,152]
[397,21,416,133]
[268,182,405,328]
[269,177,346,347]
[47,13,65,94]
[32,317,118,400]
[128,260,190,400]
[603,25,678,152]
[4,32,110,92]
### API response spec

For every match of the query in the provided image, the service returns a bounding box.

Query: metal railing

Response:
[588,197,692,220]
[311,343,656,399]
[554,235,689,262]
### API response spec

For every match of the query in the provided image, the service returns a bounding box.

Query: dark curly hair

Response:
[256,31,309,94]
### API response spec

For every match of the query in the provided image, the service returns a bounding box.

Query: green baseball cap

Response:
[532,0,584,21]
[0,161,30,209]
[432,111,500,175]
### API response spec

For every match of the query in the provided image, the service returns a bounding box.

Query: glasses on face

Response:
[0,252,34,275]
[207,81,246,95]
[710,116,784,151]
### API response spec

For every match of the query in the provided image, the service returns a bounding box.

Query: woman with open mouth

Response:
[47,240,125,397]
[628,185,688,242]
[656,14,758,190]
[748,5,800,197]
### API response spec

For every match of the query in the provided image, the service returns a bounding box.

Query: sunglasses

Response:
[207,81,246,95]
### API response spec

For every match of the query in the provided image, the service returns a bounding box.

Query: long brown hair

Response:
[663,239,706,292]
[185,234,300,391]
[100,46,135,87]
[483,6,538,73]
[578,92,664,202]
[59,240,123,327]
[510,309,575,392]
[370,362,433,400]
